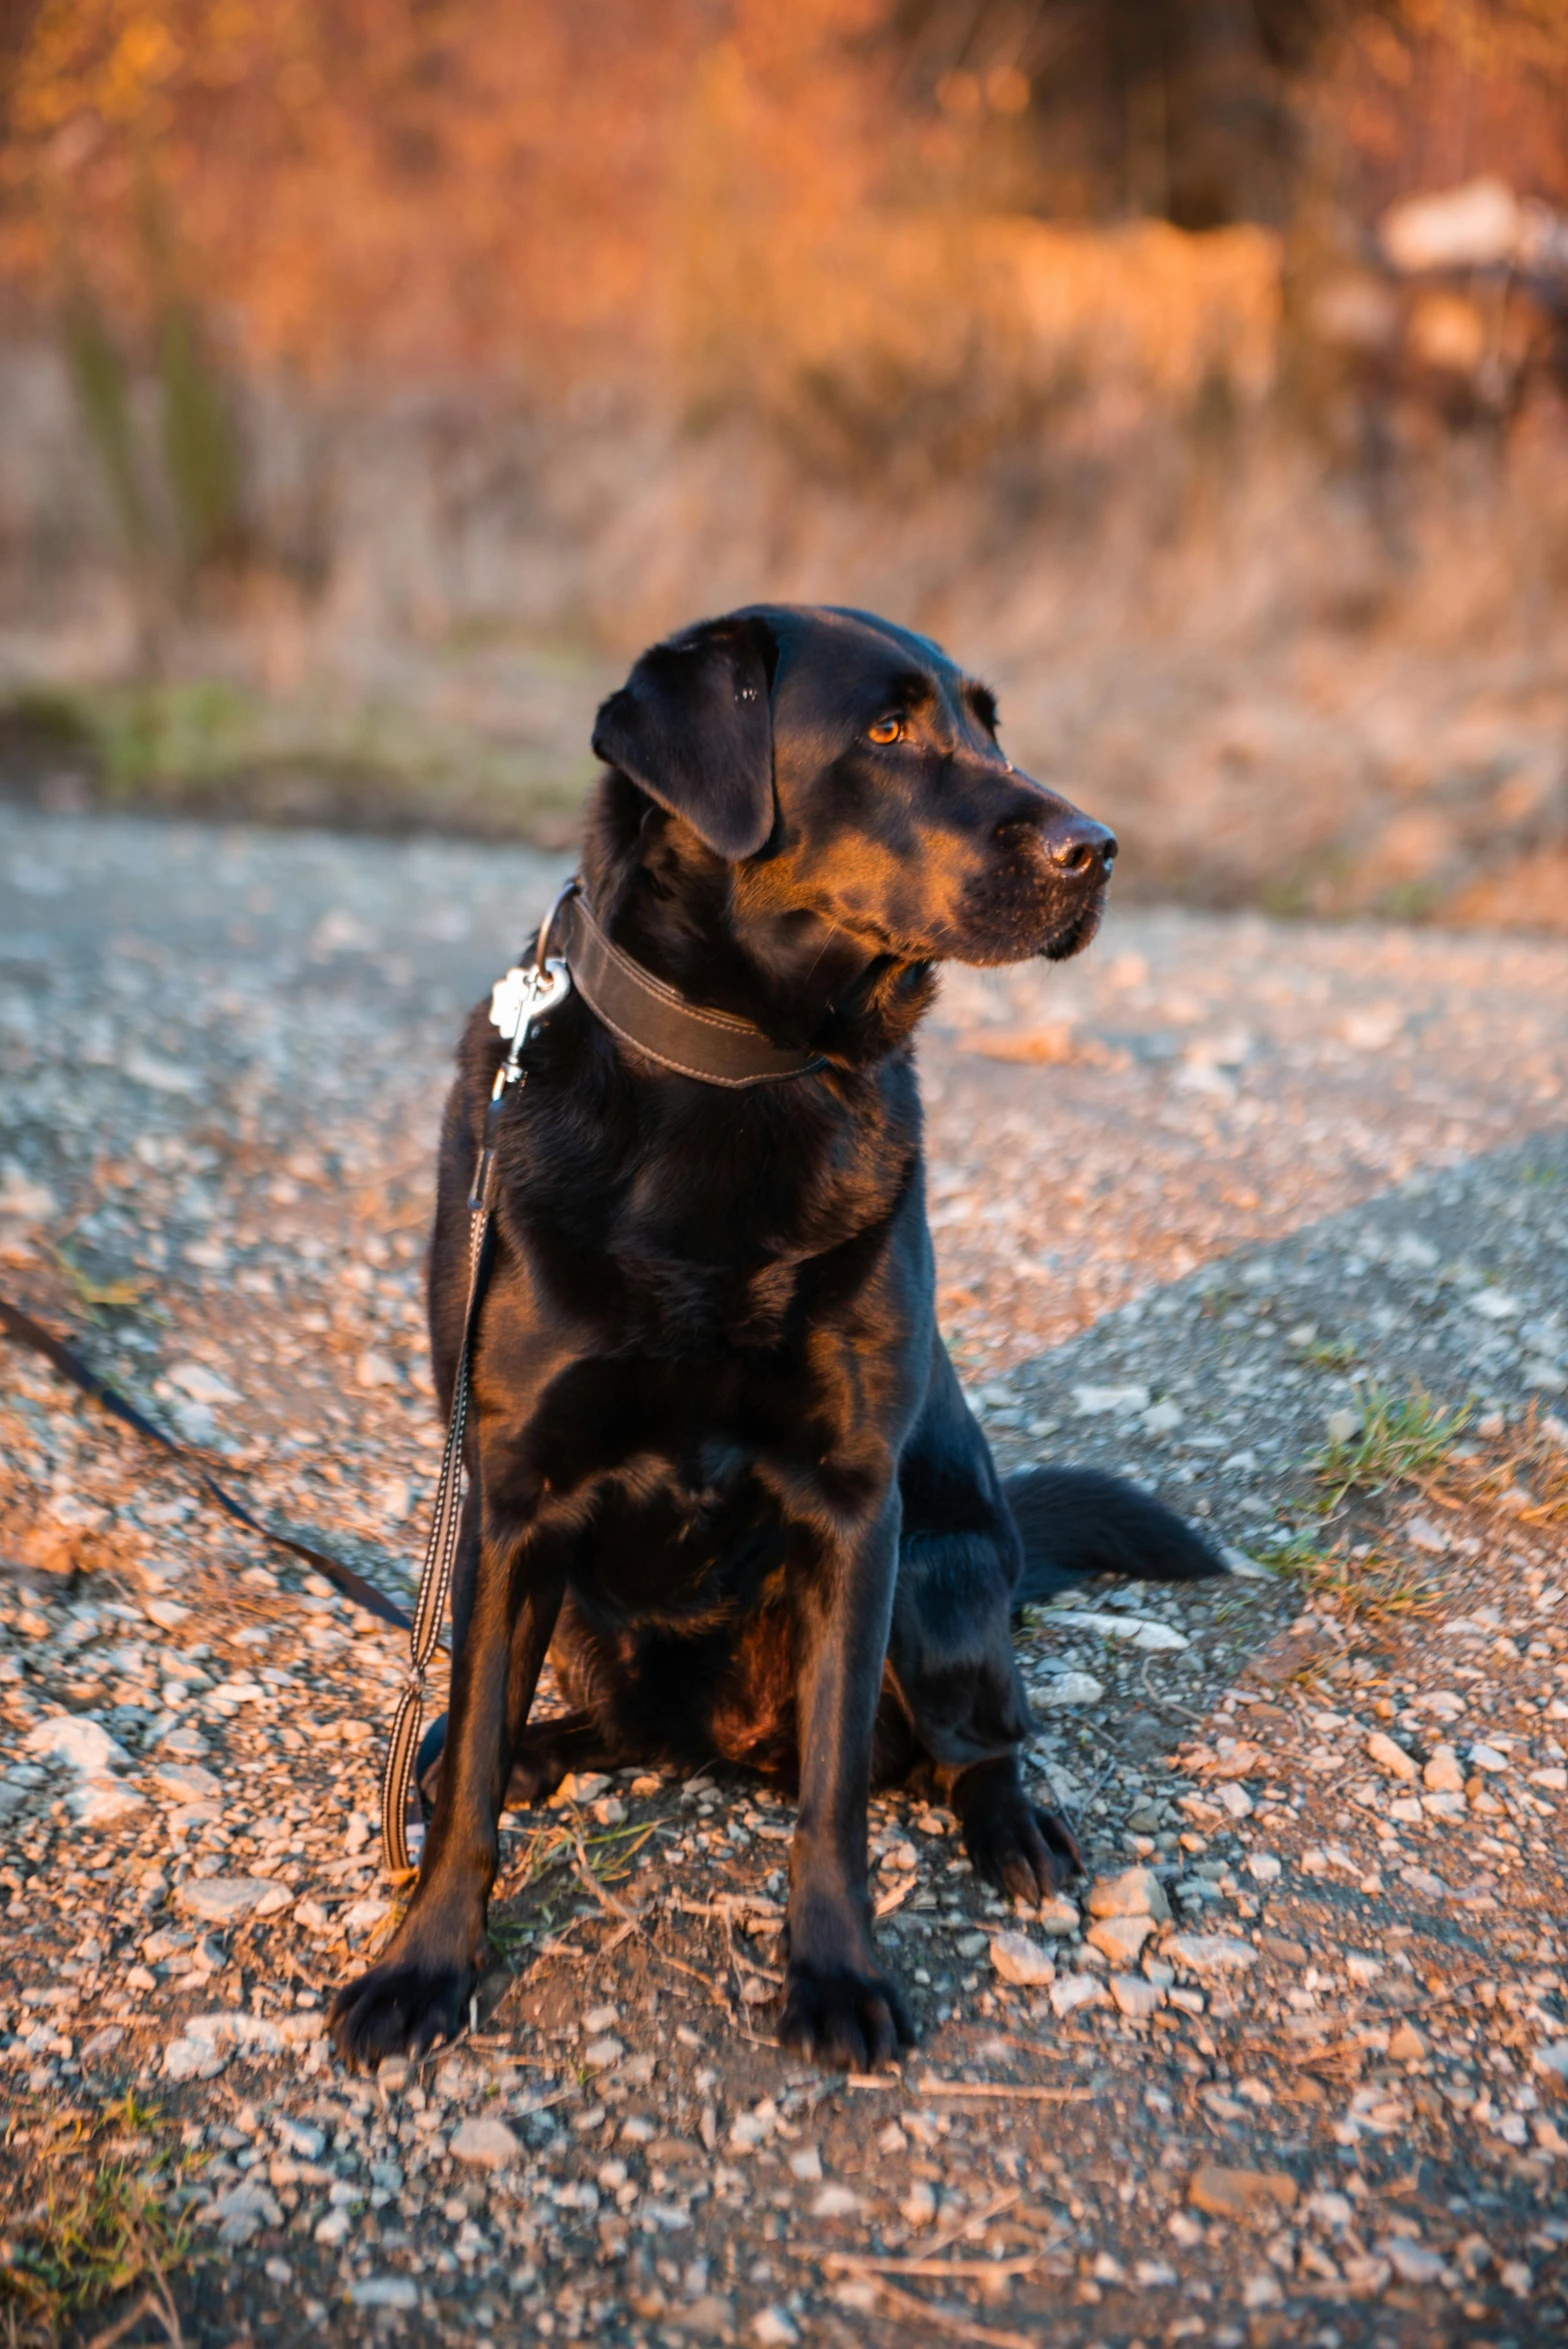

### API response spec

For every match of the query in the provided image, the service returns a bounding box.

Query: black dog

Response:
[330,605,1222,2072]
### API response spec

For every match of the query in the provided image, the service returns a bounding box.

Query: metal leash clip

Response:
[488,956,570,1094]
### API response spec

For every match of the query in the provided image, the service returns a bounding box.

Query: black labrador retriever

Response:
[330,604,1222,2072]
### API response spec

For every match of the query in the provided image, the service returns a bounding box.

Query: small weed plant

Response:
[1,2160,188,2342]
[1314,1385,1470,1508]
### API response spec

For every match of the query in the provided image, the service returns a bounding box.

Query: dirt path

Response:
[2,806,1567,2349]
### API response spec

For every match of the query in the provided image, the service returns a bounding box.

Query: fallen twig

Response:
[1140,1654,1208,1723]
[571,1834,641,1928]
[906,2187,1021,2261]
[820,2251,1043,2280]
[84,2292,169,2349]
[914,2078,1094,2103]
[826,2266,1038,2349]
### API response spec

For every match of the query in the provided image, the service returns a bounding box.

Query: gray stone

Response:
[449,2116,520,2169]
[174,1876,278,1926]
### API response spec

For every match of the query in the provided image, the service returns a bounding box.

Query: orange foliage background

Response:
[0,0,900,388]
[4,0,1564,402]
[1,2,1567,926]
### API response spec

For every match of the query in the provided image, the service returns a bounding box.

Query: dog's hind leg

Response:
[417,1709,620,1814]
[890,1336,1082,1898]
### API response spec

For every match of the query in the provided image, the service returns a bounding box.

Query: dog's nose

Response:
[1042,816,1118,877]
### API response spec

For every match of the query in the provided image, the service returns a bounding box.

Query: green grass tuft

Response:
[1,2159,190,2334]
[1314,1384,1470,1508]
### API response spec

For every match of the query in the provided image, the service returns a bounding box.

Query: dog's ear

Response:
[591,615,777,859]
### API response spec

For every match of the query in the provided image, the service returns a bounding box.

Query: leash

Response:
[377,879,576,1876]
[0,1293,413,1630]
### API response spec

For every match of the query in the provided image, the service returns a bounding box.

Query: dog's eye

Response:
[868,717,903,745]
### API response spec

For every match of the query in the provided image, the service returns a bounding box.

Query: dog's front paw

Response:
[964,1791,1082,1902]
[328,1952,476,2072]
[777,1960,915,2071]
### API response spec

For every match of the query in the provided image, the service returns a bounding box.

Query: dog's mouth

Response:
[1036,883,1109,962]
[949,853,1111,968]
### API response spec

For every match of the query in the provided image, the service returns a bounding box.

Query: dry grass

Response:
[1425,1401,1568,1532]
[1281,1397,1565,1629]
[0,2121,191,2347]
[1272,1531,1437,1630]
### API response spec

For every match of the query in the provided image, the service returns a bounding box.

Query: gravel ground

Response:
[2,805,1568,2349]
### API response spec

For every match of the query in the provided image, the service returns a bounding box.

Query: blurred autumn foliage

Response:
[1,1,1567,921]
[3,0,1564,386]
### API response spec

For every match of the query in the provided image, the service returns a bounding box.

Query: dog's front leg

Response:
[778,1490,915,2071]
[329,1505,562,2070]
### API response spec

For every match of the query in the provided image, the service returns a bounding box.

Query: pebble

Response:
[1036,1895,1081,1935]
[1405,1514,1450,1553]
[164,2034,227,2082]
[1046,1609,1189,1653]
[1188,2164,1298,2222]
[1109,1974,1163,2020]
[168,1361,240,1406]
[151,1760,222,1802]
[1050,1972,1106,2017]
[549,1771,613,1806]
[900,2181,938,2228]
[341,1894,392,1938]
[71,1779,146,1825]
[350,2278,420,2311]
[450,2116,520,2169]
[1031,1671,1104,1708]
[990,1931,1056,1987]
[1072,1382,1150,1416]
[23,1714,131,1775]
[1165,1933,1258,1975]
[1385,2240,1447,2286]
[1423,1745,1464,1792]
[1366,1731,1418,1782]
[203,2181,284,2246]
[1087,1913,1156,1966]
[174,1875,282,1926]
[1087,1865,1170,1922]
[752,2310,799,2346]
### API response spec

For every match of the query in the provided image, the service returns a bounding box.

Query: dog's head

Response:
[592,606,1115,969]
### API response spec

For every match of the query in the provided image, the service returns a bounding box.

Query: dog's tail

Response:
[1004,1465,1228,1604]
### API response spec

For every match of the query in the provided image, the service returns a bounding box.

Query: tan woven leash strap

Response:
[379,1193,492,1876]
[379,882,578,1879]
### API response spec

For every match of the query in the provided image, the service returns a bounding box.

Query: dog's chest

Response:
[516,1093,916,1356]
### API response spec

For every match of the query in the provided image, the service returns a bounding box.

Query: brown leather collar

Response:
[557,886,824,1089]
